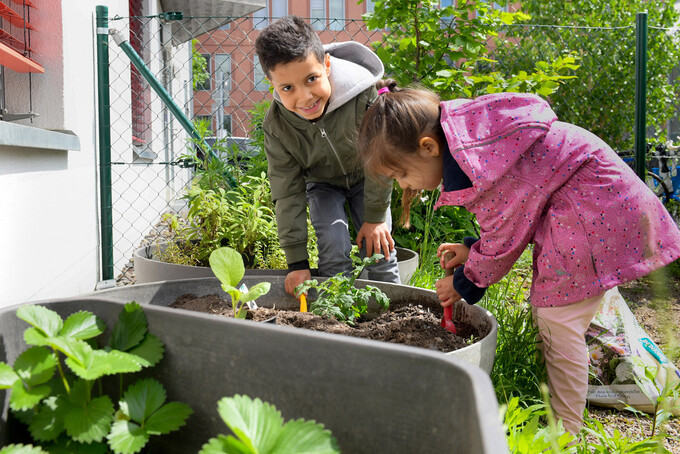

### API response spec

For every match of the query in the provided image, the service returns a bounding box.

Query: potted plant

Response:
[0,297,507,453]
[92,263,498,374]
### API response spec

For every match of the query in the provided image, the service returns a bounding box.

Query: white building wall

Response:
[0,0,192,307]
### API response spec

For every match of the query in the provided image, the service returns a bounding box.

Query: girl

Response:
[358,82,680,434]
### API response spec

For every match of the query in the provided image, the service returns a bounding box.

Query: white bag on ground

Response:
[586,287,680,415]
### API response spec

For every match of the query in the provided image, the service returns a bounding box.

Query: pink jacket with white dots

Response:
[435,92,680,307]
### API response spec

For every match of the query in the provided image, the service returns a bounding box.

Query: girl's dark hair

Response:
[254,15,325,78]
[360,79,442,227]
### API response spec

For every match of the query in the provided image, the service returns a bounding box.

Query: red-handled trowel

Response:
[440,252,457,334]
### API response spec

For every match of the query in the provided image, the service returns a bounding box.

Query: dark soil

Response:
[170,293,484,353]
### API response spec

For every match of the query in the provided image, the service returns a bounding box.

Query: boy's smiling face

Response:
[268,52,332,121]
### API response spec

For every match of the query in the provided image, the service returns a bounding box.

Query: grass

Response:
[410,246,680,453]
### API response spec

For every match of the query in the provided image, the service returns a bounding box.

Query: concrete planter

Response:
[134,242,418,285]
[0,296,506,453]
[92,276,497,374]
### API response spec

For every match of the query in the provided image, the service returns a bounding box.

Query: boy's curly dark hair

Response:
[254,15,325,78]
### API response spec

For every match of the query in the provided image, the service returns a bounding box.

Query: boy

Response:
[254,15,400,297]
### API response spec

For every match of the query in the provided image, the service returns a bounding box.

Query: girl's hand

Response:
[356,221,395,259]
[437,243,470,271]
[435,275,462,306]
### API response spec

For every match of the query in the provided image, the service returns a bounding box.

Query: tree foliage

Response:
[495,0,680,150]
[363,0,578,99]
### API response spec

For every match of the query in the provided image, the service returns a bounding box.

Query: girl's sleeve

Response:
[464,176,549,288]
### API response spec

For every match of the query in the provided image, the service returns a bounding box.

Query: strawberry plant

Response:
[0,302,192,453]
[199,394,339,454]
[296,253,390,325]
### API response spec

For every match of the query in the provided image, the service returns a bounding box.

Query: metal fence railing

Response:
[96,12,680,283]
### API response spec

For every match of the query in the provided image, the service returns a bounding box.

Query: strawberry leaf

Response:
[13,346,57,387]
[61,311,105,340]
[16,306,63,338]
[106,420,149,454]
[64,395,114,443]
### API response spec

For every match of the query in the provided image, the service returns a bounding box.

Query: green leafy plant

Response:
[0,445,48,454]
[0,303,192,453]
[199,394,339,454]
[497,0,680,151]
[296,253,390,325]
[192,39,209,91]
[161,173,279,268]
[363,0,577,100]
[501,390,577,454]
[209,246,271,319]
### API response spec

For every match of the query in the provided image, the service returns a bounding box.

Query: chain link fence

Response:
[99,13,680,282]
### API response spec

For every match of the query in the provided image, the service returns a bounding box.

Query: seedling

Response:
[209,246,271,319]
[199,394,339,454]
[296,253,390,325]
[0,302,192,453]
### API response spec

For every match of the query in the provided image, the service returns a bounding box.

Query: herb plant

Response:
[296,253,390,325]
[209,246,271,319]
[199,394,339,454]
[0,302,192,453]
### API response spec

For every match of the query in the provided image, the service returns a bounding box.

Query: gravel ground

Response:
[118,219,680,451]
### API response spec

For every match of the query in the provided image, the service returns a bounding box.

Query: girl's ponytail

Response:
[376,78,399,93]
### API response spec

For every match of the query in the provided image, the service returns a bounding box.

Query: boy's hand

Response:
[356,222,395,259]
[437,243,470,271]
[285,269,312,297]
[435,275,462,307]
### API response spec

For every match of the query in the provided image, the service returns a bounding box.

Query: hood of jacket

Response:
[436,92,558,206]
[272,41,384,117]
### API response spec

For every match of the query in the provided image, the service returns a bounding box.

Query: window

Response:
[195,53,211,91]
[479,0,508,12]
[271,0,287,20]
[310,0,325,31]
[253,55,269,91]
[365,0,375,14]
[329,0,344,31]
[253,0,287,30]
[311,0,345,31]
[439,0,454,28]
[195,115,213,134]
[253,3,268,29]
[215,53,231,97]
[217,112,232,135]
[0,0,44,121]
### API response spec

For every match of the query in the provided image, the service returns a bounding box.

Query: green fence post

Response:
[634,12,648,181]
[96,5,114,282]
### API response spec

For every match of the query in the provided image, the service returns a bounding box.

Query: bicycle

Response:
[619,141,680,206]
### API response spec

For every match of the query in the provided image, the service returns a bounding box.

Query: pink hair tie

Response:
[377,87,390,95]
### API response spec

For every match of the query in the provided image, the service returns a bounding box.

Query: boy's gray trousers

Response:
[306,181,401,283]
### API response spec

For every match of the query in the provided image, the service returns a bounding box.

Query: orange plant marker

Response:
[300,293,307,313]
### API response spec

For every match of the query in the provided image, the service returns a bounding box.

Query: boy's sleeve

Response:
[363,174,393,223]
[264,130,310,265]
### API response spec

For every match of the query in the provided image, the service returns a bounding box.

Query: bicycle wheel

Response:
[646,171,671,202]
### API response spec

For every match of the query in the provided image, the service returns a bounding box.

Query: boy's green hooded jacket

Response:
[263,41,391,265]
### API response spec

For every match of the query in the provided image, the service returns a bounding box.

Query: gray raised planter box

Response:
[92,276,497,374]
[133,243,418,285]
[0,297,507,453]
